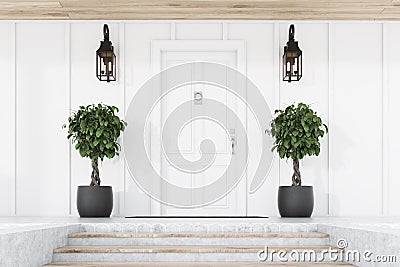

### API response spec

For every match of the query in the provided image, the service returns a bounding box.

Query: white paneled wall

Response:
[15,23,70,215]
[330,24,383,216]
[0,21,398,217]
[227,23,280,216]
[124,23,171,216]
[385,24,400,216]
[0,23,15,215]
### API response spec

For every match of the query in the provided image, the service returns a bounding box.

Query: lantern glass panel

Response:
[97,53,116,82]
[283,52,302,82]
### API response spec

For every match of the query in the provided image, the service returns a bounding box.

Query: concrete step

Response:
[44,262,356,267]
[68,232,330,246]
[52,245,342,262]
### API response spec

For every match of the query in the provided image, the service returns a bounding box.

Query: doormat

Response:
[125,216,268,218]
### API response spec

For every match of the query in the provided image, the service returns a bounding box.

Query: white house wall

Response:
[0,21,397,217]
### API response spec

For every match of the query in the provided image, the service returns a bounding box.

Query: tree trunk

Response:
[292,158,301,186]
[90,159,101,186]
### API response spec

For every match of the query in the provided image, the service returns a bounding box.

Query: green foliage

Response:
[268,103,327,160]
[63,104,127,162]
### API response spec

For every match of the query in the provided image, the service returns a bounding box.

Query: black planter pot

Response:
[278,185,314,217]
[77,186,113,217]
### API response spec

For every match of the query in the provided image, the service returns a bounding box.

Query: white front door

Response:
[150,40,247,216]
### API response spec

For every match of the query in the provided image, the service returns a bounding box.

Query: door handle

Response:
[231,136,236,155]
[229,129,236,155]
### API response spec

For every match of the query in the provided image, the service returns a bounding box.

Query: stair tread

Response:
[54,245,340,253]
[43,262,356,267]
[69,232,329,239]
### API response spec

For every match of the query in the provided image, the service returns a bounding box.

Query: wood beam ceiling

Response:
[0,0,399,20]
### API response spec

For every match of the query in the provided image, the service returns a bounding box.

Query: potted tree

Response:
[64,104,127,217]
[268,103,327,217]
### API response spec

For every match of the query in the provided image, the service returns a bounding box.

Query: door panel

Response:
[151,40,247,216]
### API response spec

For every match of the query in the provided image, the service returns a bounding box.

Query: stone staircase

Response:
[43,231,355,266]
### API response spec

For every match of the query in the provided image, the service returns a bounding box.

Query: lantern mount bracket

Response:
[103,24,109,41]
[289,24,295,41]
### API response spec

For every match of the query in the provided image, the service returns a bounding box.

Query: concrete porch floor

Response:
[1,216,400,234]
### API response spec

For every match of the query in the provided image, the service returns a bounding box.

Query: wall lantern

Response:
[96,24,116,82]
[283,24,302,82]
